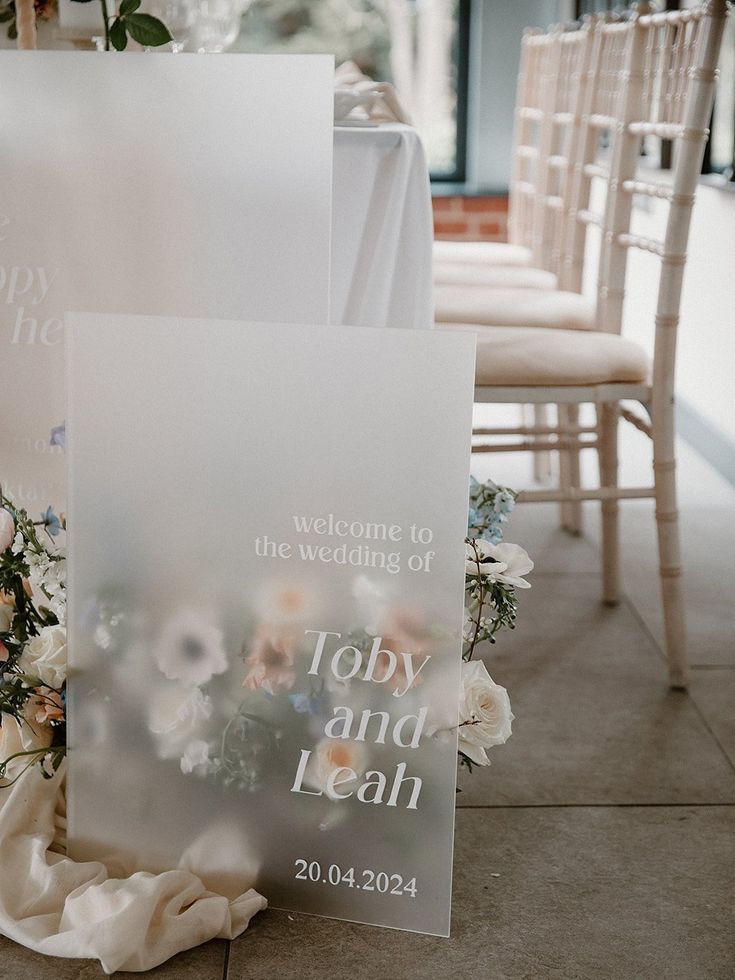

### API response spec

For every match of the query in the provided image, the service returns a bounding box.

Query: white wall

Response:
[467,0,573,189]
[623,183,735,452]
[581,176,735,472]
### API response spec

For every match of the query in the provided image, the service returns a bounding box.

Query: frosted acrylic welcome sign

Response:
[66,313,475,936]
[0,51,333,512]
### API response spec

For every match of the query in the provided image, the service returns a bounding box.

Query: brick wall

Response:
[432,195,509,242]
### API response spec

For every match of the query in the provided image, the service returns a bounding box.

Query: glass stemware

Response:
[144,0,198,53]
[187,0,250,54]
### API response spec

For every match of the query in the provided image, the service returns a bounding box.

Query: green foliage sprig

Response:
[72,0,171,51]
[463,537,518,661]
[0,0,172,49]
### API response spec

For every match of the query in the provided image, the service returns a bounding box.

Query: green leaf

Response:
[0,9,14,23]
[69,0,98,4]
[110,16,128,50]
[124,13,172,46]
[7,19,16,39]
[119,0,140,15]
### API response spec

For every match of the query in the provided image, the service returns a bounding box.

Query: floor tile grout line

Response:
[680,691,735,777]
[618,592,735,777]
[222,939,231,980]
[526,572,603,579]
[454,802,735,809]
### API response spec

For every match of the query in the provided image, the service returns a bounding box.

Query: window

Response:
[236,0,470,181]
[575,0,735,181]
[704,13,735,179]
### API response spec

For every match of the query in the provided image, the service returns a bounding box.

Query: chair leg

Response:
[652,402,688,690]
[597,402,619,606]
[532,404,552,483]
[568,404,583,536]
[559,404,583,536]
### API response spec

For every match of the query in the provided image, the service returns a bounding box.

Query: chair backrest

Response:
[510,17,606,287]
[532,18,598,280]
[591,0,727,425]
[507,26,562,259]
[560,13,631,293]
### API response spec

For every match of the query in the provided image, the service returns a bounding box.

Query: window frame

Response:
[429,0,471,183]
[574,0,735,182]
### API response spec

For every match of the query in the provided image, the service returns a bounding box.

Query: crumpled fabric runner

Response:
[0,762,267,974]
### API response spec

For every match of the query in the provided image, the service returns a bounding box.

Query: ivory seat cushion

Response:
[433,240,533,267]
[435,283,595,331]
[434,261,557,290]
[439,323,651,387]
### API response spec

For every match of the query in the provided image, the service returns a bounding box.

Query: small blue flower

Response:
[289,692,322,715]
[41,506,62,537]
[494,489,515,515]
[50,423,66,450]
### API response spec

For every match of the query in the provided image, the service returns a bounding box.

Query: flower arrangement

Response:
[460,476,531,771]
[3,0,172,51]
[0,488,66,785]
[0,476,531,791]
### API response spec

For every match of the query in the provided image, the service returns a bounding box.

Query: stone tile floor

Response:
[2,428,733,978]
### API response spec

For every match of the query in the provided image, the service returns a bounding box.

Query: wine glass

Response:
[144,0,198,53]
[188,0,250,54]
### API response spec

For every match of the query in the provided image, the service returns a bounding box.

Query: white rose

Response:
[18,625,67,689]
[0,709,53,784]
[0,509,15,553]
[458,659,513,766]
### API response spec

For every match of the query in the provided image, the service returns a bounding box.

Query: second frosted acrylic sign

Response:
[66,313,476,936]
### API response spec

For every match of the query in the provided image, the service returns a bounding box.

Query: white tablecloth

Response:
[331,124,434,330]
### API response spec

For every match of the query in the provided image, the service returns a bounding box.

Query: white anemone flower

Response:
[153,611,228,686]
[465,540,533,589]
[465,539,508,579]
[486,542,533,589]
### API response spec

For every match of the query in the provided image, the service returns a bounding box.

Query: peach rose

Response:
[309,737,366,799]
[0,707,53,784]
[243,625,297,695]
[28,688,65,725]
[372,607,430,693]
